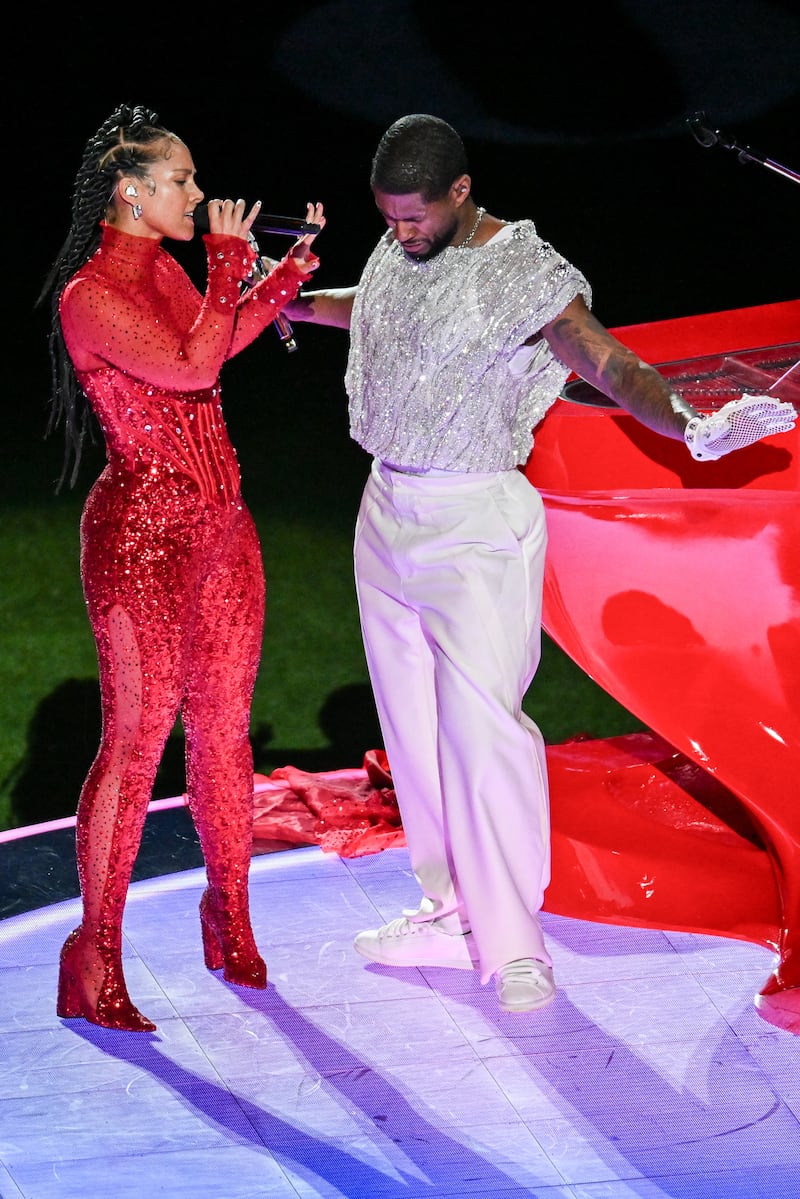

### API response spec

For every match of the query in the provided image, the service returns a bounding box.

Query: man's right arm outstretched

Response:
[283,286,357,330]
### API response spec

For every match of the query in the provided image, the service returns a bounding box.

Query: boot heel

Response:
[200,901,224,971]
[199,888,266,989]
[57,960,82,1019]
[57,929,83,1018]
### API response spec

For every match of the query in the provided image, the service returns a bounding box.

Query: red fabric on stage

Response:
[252,749,405,857]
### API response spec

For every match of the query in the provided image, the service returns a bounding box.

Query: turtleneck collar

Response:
[96,221,163,270]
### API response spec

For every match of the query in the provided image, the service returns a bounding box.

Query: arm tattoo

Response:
[548,311,698,439]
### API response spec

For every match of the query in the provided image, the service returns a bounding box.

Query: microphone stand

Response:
[242,229,299,353]
[686,112,799,398]
[687,111,800,188]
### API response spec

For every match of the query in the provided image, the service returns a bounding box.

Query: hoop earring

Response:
[132,203,143,220]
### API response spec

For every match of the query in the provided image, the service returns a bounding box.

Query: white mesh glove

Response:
[684,394,797,461]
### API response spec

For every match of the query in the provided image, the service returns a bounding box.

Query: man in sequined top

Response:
[283,113,794,1015]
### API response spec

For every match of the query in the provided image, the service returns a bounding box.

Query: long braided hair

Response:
[37,103,177,489]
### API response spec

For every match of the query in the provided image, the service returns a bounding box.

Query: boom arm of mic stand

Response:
[687,112,800,188]
[760,157,800,187]
[728,138,800,185]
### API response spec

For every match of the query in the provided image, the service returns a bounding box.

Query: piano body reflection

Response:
[526,299,800,1032]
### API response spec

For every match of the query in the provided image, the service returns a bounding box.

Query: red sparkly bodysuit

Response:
[56,223,315,1028]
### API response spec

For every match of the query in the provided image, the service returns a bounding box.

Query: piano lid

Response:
[562,340,800,410]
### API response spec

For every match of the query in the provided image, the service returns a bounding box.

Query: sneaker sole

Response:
[353,936,477,971]
[498,987,556,1014]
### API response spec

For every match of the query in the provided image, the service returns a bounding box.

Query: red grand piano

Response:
[526,299,800,1033]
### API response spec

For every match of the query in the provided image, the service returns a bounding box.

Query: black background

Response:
[18,3,800,458]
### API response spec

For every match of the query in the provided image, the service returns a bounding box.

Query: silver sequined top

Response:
[346,220,591,471]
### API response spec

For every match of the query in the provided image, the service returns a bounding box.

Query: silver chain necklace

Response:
[458,206,486,248]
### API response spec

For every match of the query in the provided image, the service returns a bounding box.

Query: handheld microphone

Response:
[192,205,313,353]
[192,207,321,237]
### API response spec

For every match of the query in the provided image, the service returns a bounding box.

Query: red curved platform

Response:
[526,299,800,1032]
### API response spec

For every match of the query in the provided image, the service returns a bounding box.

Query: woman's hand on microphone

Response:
[289,202,325,271]
[205,198,263,239]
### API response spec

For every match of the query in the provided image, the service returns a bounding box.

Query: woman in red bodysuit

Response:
[38,103,324,1031]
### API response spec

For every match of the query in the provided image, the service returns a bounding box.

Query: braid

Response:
[37,103,175,490]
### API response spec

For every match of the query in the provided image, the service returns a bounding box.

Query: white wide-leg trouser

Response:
[354,459,552,983]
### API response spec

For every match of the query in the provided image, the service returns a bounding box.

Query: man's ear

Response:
[450,174,472,207]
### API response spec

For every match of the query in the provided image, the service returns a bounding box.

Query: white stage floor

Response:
[1,840,800,1198]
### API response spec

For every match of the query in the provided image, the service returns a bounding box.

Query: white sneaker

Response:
[354,917,477,969]
[495,959,556,1013]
